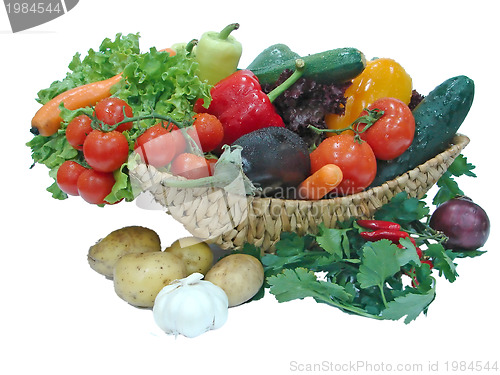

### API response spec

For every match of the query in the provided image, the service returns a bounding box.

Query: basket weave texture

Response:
[131,134,469,253]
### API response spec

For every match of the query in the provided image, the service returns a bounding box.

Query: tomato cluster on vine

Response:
[57,98,132,204]
[310,97,415,196]
[57,97,224,205]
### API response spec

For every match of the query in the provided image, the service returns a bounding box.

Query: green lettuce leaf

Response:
[36,33,140,104]
[116,47,211,126]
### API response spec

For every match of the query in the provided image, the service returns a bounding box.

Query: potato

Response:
[113,252,187,308]
[164,237,214,275]
[87,226,161,278]
[205,254,264,307]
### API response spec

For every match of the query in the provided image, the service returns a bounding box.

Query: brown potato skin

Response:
[164,237,214,276]
[113,252,187,308]
[205,254,264,307]
[87,226,161,278]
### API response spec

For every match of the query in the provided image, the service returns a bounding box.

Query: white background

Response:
[1,1,498,374]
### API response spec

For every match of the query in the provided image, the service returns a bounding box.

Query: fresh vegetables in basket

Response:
[27,23,490,334]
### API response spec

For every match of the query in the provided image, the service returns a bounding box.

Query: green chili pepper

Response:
[195,23,242,85]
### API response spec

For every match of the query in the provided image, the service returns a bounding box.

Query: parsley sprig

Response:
[239,177,483,324]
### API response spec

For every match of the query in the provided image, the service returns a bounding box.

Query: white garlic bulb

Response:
[153,272,229,338]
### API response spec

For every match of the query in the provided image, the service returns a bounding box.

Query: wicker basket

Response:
[130,134,469,253]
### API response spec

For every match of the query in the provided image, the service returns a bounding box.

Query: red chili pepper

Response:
[397,243,423,258]
[357,219,401,231]
[194,60,305,149]
[360,229,412,243]
[421,259,434,269]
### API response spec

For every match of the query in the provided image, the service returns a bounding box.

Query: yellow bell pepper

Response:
[325,58,412,133]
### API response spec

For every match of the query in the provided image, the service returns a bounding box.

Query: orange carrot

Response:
[31,73,122,136]
[158,47,177,56]
[298,164,343,200]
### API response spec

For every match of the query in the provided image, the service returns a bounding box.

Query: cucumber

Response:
[249,47,366,85]
[369,75,475,188]
[247,44,300,71]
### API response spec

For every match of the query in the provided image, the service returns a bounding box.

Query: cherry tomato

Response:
[171,153,212,180]
[134,123,186,167]
[77,169,116,205]
[56,160,87,196]
[167,124,188,156]
[66,115,93,151]
[94,97,133,132]
[83,130,129,172]
[310,132,377,196]
[190,113,224,152]
[356,97,415,160]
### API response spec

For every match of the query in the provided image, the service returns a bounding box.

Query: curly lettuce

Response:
[36,33,140,105]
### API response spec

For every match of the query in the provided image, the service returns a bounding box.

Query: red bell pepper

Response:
[194,59,305,148]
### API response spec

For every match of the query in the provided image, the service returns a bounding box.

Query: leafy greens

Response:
[250,192,484,323]
[27,33,212,203]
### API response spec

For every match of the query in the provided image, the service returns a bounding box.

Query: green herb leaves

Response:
[267,268,381,320]
[434,154,476,205]
[357,240,411,289]
[268,268,351,304]
[380,289,435,324]
[261,193,483,324]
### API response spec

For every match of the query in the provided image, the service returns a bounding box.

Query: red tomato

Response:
[310,132,377,196]
[94,97,133,132]
[356,97,415,160]
[77,169,116,205]
[56,161,87,196]
[171,153,212,180]
[66,115,93,151]
[134,123,185,168]
[83,130,129,172]
[167,124,187,156]
[190,113,224,152]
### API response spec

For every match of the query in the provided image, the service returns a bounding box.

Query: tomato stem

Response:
[87,111,191,132]
[86,111,202,154]
[121,112,190,129]
[308,108,385,136]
